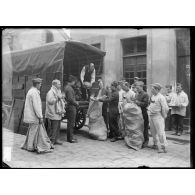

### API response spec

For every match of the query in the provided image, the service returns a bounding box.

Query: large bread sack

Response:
[123,103,144,150]
[87,101,107,141]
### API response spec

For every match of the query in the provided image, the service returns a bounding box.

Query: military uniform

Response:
[100,90,120,139]
[64,84,79,142]
[148,84,169,152]
[135,90,149,145]
[80,65,96,100]
[171,90,189,135]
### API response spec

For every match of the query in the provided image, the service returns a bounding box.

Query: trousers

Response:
[172,114,184,133]
[165,109,173,131]
[109,112,120,138]
[149,114,167,148]
[49,119,61,144]
[142,109,149,143]
[66,106,77,141]
[102,113,109,131]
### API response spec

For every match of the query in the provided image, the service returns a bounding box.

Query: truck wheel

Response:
[75,108,86,130]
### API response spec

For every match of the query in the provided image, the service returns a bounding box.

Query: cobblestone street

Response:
[3,121,190,168]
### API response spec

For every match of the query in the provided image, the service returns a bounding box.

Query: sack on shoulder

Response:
[55,99,66,115]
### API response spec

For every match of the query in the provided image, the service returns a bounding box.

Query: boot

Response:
[158,146,167,153]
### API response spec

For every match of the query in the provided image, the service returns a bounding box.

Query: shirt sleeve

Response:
[80,66,85,84]
[181,94,189,107]
[31,92,43,119]
[91,69,96,84]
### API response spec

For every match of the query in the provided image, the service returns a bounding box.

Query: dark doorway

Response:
[176,28,190,129]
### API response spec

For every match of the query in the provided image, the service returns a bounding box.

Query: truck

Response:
[3,40,106,133]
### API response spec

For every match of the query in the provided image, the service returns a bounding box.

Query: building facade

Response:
[71,29,177,92]
[2,28,190,127]
[71,28,190,126]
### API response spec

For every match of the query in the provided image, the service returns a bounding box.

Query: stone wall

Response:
[3,28,69,51]
[71,28,177,93]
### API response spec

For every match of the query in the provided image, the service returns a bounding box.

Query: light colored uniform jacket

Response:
[45,86,64,120]
[23,87,43,124]
[171,91,189,116]
[148,93,169,118]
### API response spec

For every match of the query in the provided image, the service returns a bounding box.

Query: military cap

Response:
[32,78,43,84]
[135,81,144,87]
[151,83,162,91]
[134,77,140,81]
[52,79,61,85]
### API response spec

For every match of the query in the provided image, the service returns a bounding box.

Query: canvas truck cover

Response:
[3,41,106,77]
[3,42,66,77]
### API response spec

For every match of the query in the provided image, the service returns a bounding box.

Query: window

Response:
[122,36,147,89]
[122,36,146,56]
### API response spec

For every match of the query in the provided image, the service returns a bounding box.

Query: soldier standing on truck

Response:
[80,63,96,101]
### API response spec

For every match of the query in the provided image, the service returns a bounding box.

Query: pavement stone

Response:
[2,124,191,168]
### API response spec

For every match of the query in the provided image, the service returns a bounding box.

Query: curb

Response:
[165,136,190,144]
[149,133,190,144]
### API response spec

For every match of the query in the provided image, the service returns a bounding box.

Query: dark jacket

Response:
[100,90,119,115]
[135,90,149,112]
[64,84,78,109]
[84,65,93,82]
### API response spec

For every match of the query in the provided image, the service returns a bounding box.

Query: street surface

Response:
[3,121,190,168]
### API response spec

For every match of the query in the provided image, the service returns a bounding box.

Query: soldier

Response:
[131,77,140,93]
[122,82,135,103]
[148,83,169,153]
[80,63,96,100]
[117,81,125,137]
[99,81,122,142]
[22,78,52,153]
[171,83,189,136]
[64,75,79,143]
[135,81,150,148]
[164,84,177,131]
[45,79,65,147]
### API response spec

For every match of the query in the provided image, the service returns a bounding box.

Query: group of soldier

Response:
[21,62,189,154]
[89,76,189,153]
